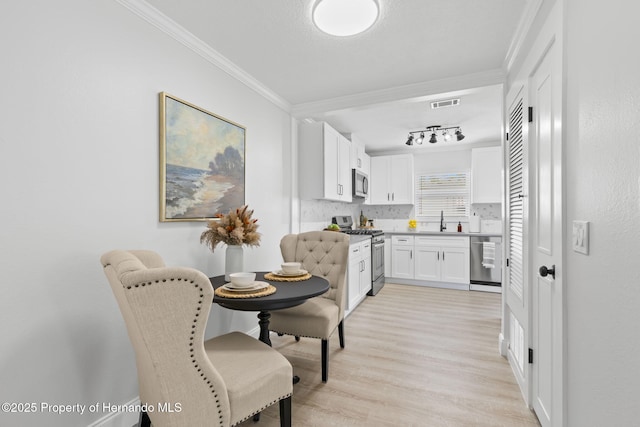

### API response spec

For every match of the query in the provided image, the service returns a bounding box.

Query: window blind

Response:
[415,172,470,217]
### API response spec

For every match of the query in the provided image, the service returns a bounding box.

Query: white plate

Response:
[222,281,270,292]
[271,269,308,277]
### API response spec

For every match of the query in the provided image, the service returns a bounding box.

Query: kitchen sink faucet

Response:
[440,210,446,232]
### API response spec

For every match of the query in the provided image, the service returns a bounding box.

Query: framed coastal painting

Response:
[159,92,245,222]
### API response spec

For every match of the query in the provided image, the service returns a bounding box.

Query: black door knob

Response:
[539,265,556,279]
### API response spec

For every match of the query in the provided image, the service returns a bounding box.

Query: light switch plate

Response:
[572,220,589,255]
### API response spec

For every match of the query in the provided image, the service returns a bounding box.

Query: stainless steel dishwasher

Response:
[470,236,502,293]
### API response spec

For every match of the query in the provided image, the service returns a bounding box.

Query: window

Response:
[415,172,470,217]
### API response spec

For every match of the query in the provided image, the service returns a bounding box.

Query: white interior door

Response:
[505,85,529,400]
[529,37,563,427]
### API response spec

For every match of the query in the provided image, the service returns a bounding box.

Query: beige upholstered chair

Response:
[268,231,350,382]
[101,250,292,427]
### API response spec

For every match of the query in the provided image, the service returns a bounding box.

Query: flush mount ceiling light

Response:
[405,125,465,146]
[313,0,379,37]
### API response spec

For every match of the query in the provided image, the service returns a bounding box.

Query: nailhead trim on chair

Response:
[270,331,330,340]
[231,393,293,426]
[125,278,226,427]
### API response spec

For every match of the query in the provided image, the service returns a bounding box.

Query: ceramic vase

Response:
[224,245,244,281]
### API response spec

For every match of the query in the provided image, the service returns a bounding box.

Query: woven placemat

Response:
[263,272,312,282]
[215,284,276,299]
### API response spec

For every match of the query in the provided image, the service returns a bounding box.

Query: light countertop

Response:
[384,231,502,238]
[348,234,372,244]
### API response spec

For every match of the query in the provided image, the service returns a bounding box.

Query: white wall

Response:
[564,0,640,425]
[413,149,472,174]
[0,1,292,426]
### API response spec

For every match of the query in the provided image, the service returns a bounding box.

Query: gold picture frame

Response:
[159,92,246,222]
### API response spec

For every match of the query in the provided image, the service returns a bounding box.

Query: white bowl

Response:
[281,262,302,274]
[229,272,256,288]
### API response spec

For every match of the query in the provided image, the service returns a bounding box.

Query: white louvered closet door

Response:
[505,89,529,399]
[508,98,525,303]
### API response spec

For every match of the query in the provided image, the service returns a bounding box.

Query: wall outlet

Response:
[572,220,589,255]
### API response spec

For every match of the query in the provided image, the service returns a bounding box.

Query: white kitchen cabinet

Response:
[299,122,352,202]
[350,136,370,176]
[347,239,371,314]
[414,244,440,281]
[370,154,414,204]
[349,135,371,204]
[440,245,469,283]
[384,238,391,278]
[391,235,414,279]
[415,236,470,284]
[471,146,502,203]
[391,235,470,285]
[359,240,372,298]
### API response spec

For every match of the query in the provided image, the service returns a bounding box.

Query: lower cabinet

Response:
[347,239,371,314]
[414,244,440,281]
[391,234,470,287]
[391,235,414,279]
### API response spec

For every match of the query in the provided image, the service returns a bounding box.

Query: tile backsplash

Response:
[300,200,501,233]
[470,203,502,220]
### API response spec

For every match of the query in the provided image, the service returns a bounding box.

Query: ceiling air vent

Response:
[431,98,460,109]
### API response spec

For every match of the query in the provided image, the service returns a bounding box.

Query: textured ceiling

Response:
[145,0,529,152]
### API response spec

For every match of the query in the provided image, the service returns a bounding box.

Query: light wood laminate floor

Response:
[239,283,540,427]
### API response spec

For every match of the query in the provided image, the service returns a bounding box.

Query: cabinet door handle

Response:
[410,250,413,259]
[392,193,395,201]
[443,251,445,261]
[437,251,440,261]
[387,193,390,201]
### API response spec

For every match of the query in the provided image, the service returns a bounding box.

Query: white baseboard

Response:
[499,332,508,357]
[87,397,140,427]
[386,278,470,291]
[247,325,260,339]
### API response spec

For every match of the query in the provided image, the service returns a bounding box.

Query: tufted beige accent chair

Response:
[101,250,292,427]
[268,231,350,382]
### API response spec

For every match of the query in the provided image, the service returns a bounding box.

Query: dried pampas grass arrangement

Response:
[200,205,261,252]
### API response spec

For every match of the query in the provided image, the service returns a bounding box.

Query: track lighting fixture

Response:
[404,125,465,146]
[405,134,414,145]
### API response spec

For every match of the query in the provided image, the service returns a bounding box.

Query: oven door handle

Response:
[372,241,385,248]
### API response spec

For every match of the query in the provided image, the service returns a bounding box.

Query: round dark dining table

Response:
[209,272,330,346]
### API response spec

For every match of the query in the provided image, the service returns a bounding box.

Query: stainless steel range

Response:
[332,216,385,295]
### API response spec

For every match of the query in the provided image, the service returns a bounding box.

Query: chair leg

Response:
[279,396,292,427]
[139,410,151,427]
[295,336,300,342]
[338,320,345,349]
[321,339,328,382]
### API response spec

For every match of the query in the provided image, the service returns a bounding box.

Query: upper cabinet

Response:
[370,154,414,204]
[350,134,370,176]
[299,122,352,202]
[471,146,502,204]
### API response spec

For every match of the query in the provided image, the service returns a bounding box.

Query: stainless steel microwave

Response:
[352,169,369,199]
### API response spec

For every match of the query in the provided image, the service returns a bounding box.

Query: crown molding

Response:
[115,0,291,112]
[503,0,545,73]
[291,68,505,118]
